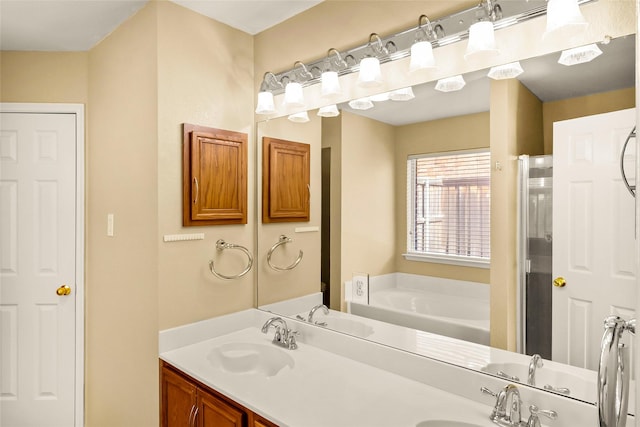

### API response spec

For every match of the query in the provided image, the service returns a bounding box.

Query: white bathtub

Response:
[348,273,490,345]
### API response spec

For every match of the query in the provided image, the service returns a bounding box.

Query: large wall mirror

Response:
[255,4,637,414]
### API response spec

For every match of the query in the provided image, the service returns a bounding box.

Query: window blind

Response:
[407,150,491,262]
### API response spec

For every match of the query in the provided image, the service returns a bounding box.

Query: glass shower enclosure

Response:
[517,155,553,358]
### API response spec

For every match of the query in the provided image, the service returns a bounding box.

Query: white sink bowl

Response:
[480,362,596,401]
[416,421,484,427]
[208,342,294,377]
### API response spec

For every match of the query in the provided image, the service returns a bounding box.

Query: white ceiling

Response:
[0,0,323,51]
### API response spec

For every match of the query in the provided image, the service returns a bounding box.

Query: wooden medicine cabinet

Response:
[183,124,247,226]
[262,137,310,223]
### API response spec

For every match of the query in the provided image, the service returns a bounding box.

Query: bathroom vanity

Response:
[159,309,620,427]
[161,361,276,427]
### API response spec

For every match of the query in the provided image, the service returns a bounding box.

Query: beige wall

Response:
[256,114,322,306]
[87,3,159,426]
[543,87,635,154]
[0,51,89,103]
[490,80,544,351]
[395,112,491,284]
[156,1,255,330]
[340,112,396,303]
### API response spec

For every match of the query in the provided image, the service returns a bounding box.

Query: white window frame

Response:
[403,148,490,268]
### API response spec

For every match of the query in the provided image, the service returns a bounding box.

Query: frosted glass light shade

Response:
[357,57,383,88]
[283,82,305,108]
[389,87,415,101]
[317,104,340,117]
[465,21,499,60]
[288,111,310,123]
[348,97,374,110]
[544,0,588,41]
[435,75,466,92]
[558,44,602,66]
[370,92,390,102]
[255,91,275,114]
[321,71,341,98]
[409,41,436,73]
[488,62,524,80]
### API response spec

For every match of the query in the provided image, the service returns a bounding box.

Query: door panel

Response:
[0,112,76,426]
[553,108,636,371]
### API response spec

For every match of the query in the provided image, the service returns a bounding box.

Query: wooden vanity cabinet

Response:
[161,361,278,427]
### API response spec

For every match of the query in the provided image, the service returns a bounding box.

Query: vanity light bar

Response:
[262,0,596,95]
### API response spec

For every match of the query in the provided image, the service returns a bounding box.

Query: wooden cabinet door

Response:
[197,388,246,427]
[250,413,279,427]
[161,366,197,427]
[183,124,247,226]
[161,361,279,427]
[262,137,310,223]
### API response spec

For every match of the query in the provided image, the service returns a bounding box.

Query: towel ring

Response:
[209,239,253,280]
[267,235,303,271]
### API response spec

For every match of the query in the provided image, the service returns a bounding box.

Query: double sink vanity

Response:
[159,308,619,427]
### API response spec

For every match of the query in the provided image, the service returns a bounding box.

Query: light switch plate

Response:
[107,213,114,237]
[351,273,369,304]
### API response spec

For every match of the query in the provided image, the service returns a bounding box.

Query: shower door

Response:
[518,155,553,358]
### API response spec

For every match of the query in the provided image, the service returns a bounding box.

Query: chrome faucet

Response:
[527,354,543,386]
[481,384,523,426]
[598,316,635,427]
[308,304,329,324]
[526,405,557,427]
[261,317,298,350]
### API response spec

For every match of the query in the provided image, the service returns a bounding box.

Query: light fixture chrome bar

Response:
[264,0,596,95]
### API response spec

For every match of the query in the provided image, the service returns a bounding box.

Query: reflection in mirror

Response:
[257,34,636,412]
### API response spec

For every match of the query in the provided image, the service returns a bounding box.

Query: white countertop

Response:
[161,326,497,427]
[159,308,611,427]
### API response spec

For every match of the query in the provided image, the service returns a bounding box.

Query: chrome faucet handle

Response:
[481,384,523,426]
[543,384,570,394]
[497,371,520,382]
[625,318,636,334]
[287,330,299,350]
[526,405,557,427]
[481,386,507,421]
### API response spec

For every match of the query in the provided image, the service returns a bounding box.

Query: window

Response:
[405,150,491,267]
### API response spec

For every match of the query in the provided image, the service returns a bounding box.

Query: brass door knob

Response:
[56,285,71,296]
[553,277,567,288]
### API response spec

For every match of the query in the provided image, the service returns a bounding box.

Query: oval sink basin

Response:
[208,342,294,377]
[416,421,484,427]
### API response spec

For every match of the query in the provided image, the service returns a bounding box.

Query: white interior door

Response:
[552,108,636,371]
[1,111,78,426]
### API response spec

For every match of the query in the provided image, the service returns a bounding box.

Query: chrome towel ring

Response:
[267,235,303,271]
[209,239,253,280]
